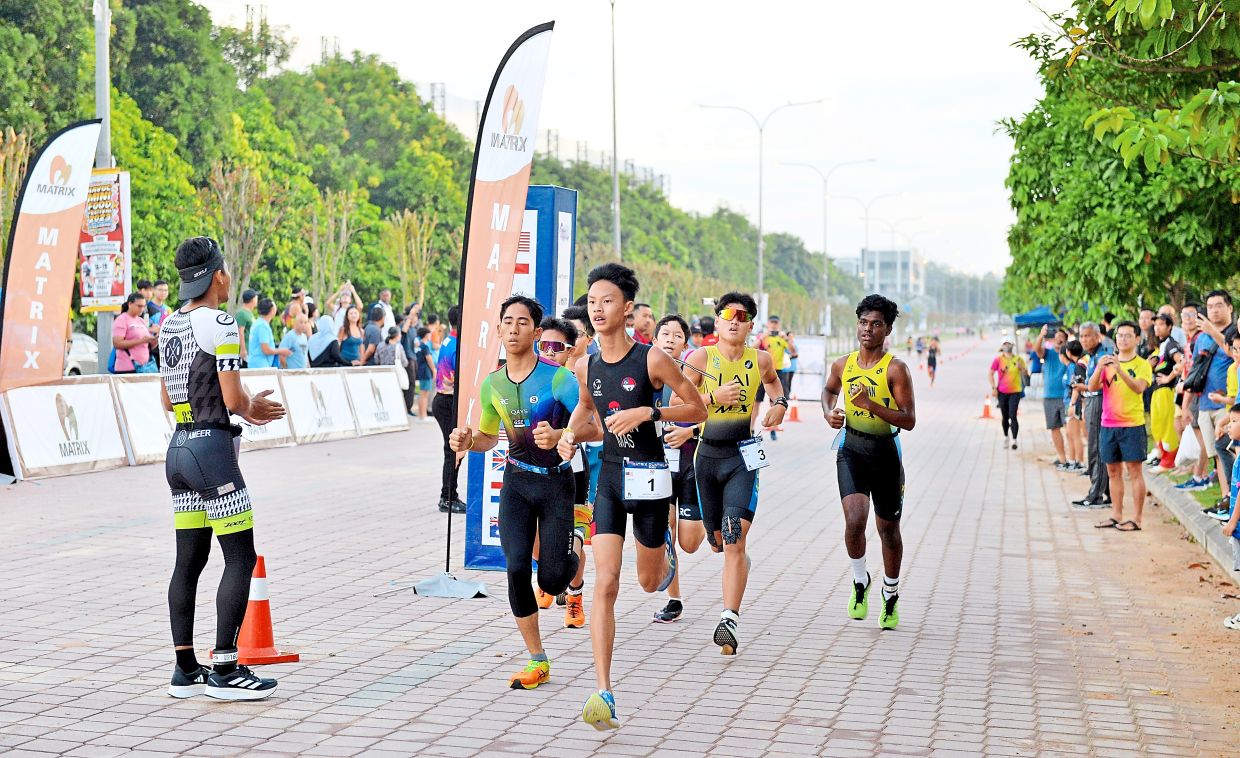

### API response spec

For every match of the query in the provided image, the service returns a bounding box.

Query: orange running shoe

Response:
[508,658,550,690]
[534,587,554,609]
[564,592,585,628]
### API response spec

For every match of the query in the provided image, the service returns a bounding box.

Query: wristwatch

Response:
[650,406,662,422]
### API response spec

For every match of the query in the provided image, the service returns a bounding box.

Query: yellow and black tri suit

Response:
[835,350,905,521]
[696,345,763,543]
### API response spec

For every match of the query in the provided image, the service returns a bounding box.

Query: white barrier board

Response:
[112,374,176,465]
[231,370,296,449]
[280,370,357,443]
[1,376,128,479]
[343,367,410,435]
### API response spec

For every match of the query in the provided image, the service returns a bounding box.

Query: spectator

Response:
[137,279,156,322]
[1091,320,1152,531]
[111,292,157,373]
[1177,302,1212,490]
[699,315,718,346]
[425,313,443,352]
[1101,311,1116,339]
[337,304,364,365]
[1034,325,1070,467]
[410,326,436,421]
[279,312,311,369]
[1159,303,1186,345]
[327,281,362,332]
[1063,339,1087,471]
[247,298,290,369]
[1071,322,1114,509]
[1137,307,1157,358]
[150,280,171,326]
[235,289,259,367]
[1203,330,1240,518]
[432,305,464,513]
[361,305,385,365]
[689,323,703,349]
[988,338,1029,450]
[1221,404,1240,630]
[372,288,397,331]
[1190,290,1237,506]
[632,302,655,344]
[282,286,306,329]
[1149,313,1184,471]
[305,299,318,323]
[374,326,409,377]
[309,315,352,368]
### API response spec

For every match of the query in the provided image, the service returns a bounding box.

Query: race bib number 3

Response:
[623,458,673,500]
[739,436,770,471]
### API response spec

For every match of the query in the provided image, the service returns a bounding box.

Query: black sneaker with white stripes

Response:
[205,665,278,701]
[167,665,212,698]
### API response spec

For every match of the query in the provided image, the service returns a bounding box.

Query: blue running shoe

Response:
[657,529,677,592]
[582,690,620,730]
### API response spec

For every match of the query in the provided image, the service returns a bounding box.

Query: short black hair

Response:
[1183,301,1203,312]
[574,293,588,307]
[500,295,543,324]
[634,302,652,312]
[1113,320,1139,337]
[561,305,593,337]
[1231,402,1240,414]
[258,297,276,316]
[426,313,440,325]
[416,327,430,339]
[768,315,781,322]
[587,263,640,302]
[291,285,304,295]
[153,279,168,288]
[539,317,578,345]
[136,279,153,290]
[1206,289,1233,307]
[856,293,899,326]
[242,289,259,304]
[1054,328,1069,340]
[126,291,145,306]
[1103,311,1116,323]
[174,237,217,270]
[1065,339,1084,359]
[656,314,690,340]
[447,305,461,330]
[699,316,715,335]
[1154,313,1175,328]
[715,291,757,316]
[1139,306,1155,314]
[369,305,385,322]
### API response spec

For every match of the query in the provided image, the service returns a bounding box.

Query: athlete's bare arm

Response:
[559,355,602,460]
[648,347,707,425]
[850,357,917,431]
[755,350,787,429]
[821,355,847,428]
[688,344,742,406]
[160,382,174,412]
[219,372,285,425]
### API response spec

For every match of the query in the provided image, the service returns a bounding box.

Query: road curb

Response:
[1145,471,1239,585]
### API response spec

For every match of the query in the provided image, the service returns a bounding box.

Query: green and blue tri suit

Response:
[478,357,581,618]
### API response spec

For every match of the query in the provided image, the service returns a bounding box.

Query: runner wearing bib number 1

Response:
[821,294,917,632]
[557,264,707,731]
[685,292,788,656]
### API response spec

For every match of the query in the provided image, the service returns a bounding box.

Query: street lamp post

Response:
[609,0,622,260]
[699,99,821,321]
[835,192,899,289]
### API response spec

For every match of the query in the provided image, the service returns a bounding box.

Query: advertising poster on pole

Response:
[78,168,131,313]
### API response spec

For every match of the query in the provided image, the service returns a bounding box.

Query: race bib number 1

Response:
[739,436,770,471]
[623,458,673,500]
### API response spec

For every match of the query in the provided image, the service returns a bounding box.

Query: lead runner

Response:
[821,294,917,630]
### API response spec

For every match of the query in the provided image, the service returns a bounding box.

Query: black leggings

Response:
[500,467,579,618]
[997,391,1022,439]
[169,528,257,656]
[432,393,459,500]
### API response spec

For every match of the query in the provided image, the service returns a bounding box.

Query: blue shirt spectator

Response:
[1196,329,1235,412]
[1042,346,1067,399]
[280,328,308,369]
[247,316,278,369]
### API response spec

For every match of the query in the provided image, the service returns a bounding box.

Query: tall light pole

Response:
[835,193,898,288]
[699,99,821,320]
[609,0,622,260]
[94,0,114,372]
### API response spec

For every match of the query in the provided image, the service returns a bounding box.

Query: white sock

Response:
[850,557,868,585]
[720,609,739,625]
[883,575,899,601]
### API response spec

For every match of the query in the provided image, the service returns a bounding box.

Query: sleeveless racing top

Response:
[700,345,761,443]
[478,358,579,469]
[660,383,698,459]
[158,307,242,425]
[843,350,898,436]
[588,342,663,463]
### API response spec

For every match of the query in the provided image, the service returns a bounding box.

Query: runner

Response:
[530,316,590,629]
[556,263,707,730]
[159,236,285,701]
[651,314,707,624]
[988,338,1029,450]
[685,294,788,654]
[447,296,590,690]
[756,316,790,440]
[822,294,917,631]
[926,337,939,386]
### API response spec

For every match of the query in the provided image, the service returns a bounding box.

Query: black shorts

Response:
[1100,425,1146,464]
[695,442,759,539]
[836,429,904,521]
[166,425,252,534]
[593,459,670,548]
[673,465,700,520]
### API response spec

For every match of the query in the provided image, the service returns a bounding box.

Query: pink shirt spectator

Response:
[112,312,152,372]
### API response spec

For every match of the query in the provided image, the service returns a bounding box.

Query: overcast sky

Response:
[200,0,1067,276]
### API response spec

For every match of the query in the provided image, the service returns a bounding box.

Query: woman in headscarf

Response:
[309,315,351,368]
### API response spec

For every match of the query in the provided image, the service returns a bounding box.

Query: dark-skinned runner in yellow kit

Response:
[821,294,917,631]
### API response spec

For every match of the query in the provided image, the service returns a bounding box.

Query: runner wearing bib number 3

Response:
[557,264,707,731]
[685,292,788,656]
[822,294,917,632]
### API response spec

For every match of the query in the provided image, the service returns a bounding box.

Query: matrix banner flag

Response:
[78,169,132,313]
[0,120,103,393]
[455,21,554,432]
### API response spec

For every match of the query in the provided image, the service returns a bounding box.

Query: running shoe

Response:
[713,616,739,656]
[564,593,585,629]
[555,592,567,607]
[1053,461,1069,471]
[508,658,550,690]
[535,587,554,610]
[167,665,211,699]
[879,593,900,630]
[657,529,677,592]
[1224,613,1240,631]
[652,599,683,624]
[204,665,277,701]
[848,573,871,620]
[1179,477,1211,491]
[1207,507,1230,521]
[582,690,620,730]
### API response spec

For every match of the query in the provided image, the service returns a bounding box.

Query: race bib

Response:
[623,458,673,500]
[739,436,770,471]
[571,448,585,473]
[664,445,681,469]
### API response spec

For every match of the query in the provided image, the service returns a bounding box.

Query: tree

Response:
[307,188,360,306]
[0,127,30,267]
[0,0,91,137]
[214,14,293,90]
[382,209,439,312]
[203,162,290,311]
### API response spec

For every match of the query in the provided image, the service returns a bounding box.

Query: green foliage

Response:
[0,0,91,136]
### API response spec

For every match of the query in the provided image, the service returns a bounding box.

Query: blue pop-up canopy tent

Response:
[1013,305,1060,328]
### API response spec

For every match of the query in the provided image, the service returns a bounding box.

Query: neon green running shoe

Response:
[848,573,871,620]
[508,659,550,690]
[880,593,900,630]
[582,690,620,731]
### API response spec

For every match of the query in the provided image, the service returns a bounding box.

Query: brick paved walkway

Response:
[0,339,1234,756]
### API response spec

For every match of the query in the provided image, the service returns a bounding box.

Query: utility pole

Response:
[94,0,114,373]
[610,0,622,260]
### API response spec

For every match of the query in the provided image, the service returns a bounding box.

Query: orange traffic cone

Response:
[979,393,993,420]
[235,556,299,665]
[787,395,801,422]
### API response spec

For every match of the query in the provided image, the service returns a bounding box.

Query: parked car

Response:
[65,332,99,376]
